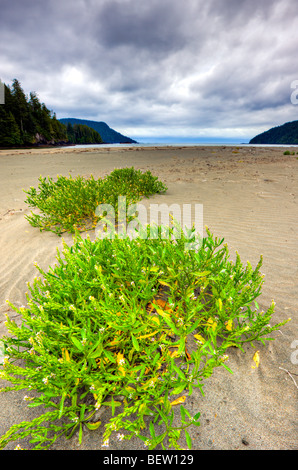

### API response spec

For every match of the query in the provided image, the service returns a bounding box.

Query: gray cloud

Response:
[96,1,188,54]
[1,0,298,141]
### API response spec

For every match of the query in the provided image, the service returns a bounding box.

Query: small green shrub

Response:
[0,225,289,450]
[23,168,167,235]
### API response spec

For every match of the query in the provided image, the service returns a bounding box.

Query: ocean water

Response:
[64,142,298,150]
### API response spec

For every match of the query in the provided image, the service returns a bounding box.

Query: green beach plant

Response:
[23,167,168,235]
[0,224,289,450]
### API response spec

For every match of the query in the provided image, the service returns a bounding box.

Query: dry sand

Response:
[0,145,297,450]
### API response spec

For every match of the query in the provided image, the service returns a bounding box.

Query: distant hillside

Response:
[249,120,298,144]
[59,118,137,144]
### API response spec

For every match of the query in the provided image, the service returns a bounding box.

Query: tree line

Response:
[249,120,298,144]
[0,79,102,147]
[65,122,103,145]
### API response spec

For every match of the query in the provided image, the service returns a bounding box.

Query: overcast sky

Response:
[1,0,298,142]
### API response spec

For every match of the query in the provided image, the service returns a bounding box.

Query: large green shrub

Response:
[24,168,168,235]
[0,225,289,450]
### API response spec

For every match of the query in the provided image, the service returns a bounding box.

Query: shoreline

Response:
[1,142,298,155]
[0,145,297,450]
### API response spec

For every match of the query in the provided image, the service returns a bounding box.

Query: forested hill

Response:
[0,79,103,147]
[59,118,137,144]
[249,120,298,144]
[0,79,68,147]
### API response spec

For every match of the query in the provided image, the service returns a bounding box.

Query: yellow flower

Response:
[62,348,70,362]
[116,352,126,376]
[194,334,205,344]
[206,318,217,332]
[252,351,260,368]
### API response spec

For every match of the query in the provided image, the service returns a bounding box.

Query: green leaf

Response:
[180,404,186,422]
[149,421,156,438]
[71,394,78,407]
[193,271,211,277]
[58,393,66,419]
[102,400,121,407]
[185,319,201,335]
[103,349,116,363]
[182,405,191,419]
[185,429,192,449]
[88,344,103,359]
[157,407,168,423]
[71,336,84,351]
[150,266,159,272]
[177,337,186,356]
[28,402,44,408]
[79,423,83,444]
[168,410,174,426]
[152,352,161,366]
[192,421,201,427]
[172,362,186,380]
[162,315,179,335]
[111,396,116,416]
[131,333,140,351]
[156,432,167,445]
[128,347,135,362]
[211,285,219,296]
[80,404,86,421]
[222,362,233,374]
[0,341,5,365]
[171,381,187,395]
[85,421,101,430]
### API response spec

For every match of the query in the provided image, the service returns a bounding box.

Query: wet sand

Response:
[0,145,297,450]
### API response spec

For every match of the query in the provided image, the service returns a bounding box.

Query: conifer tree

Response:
[0,109,22,146]
[0,78,103,147]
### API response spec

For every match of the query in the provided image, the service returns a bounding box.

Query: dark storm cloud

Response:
[1,0,298,139]
[96,0,188,54]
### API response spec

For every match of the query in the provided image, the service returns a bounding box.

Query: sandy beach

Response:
[0,145,297,450]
